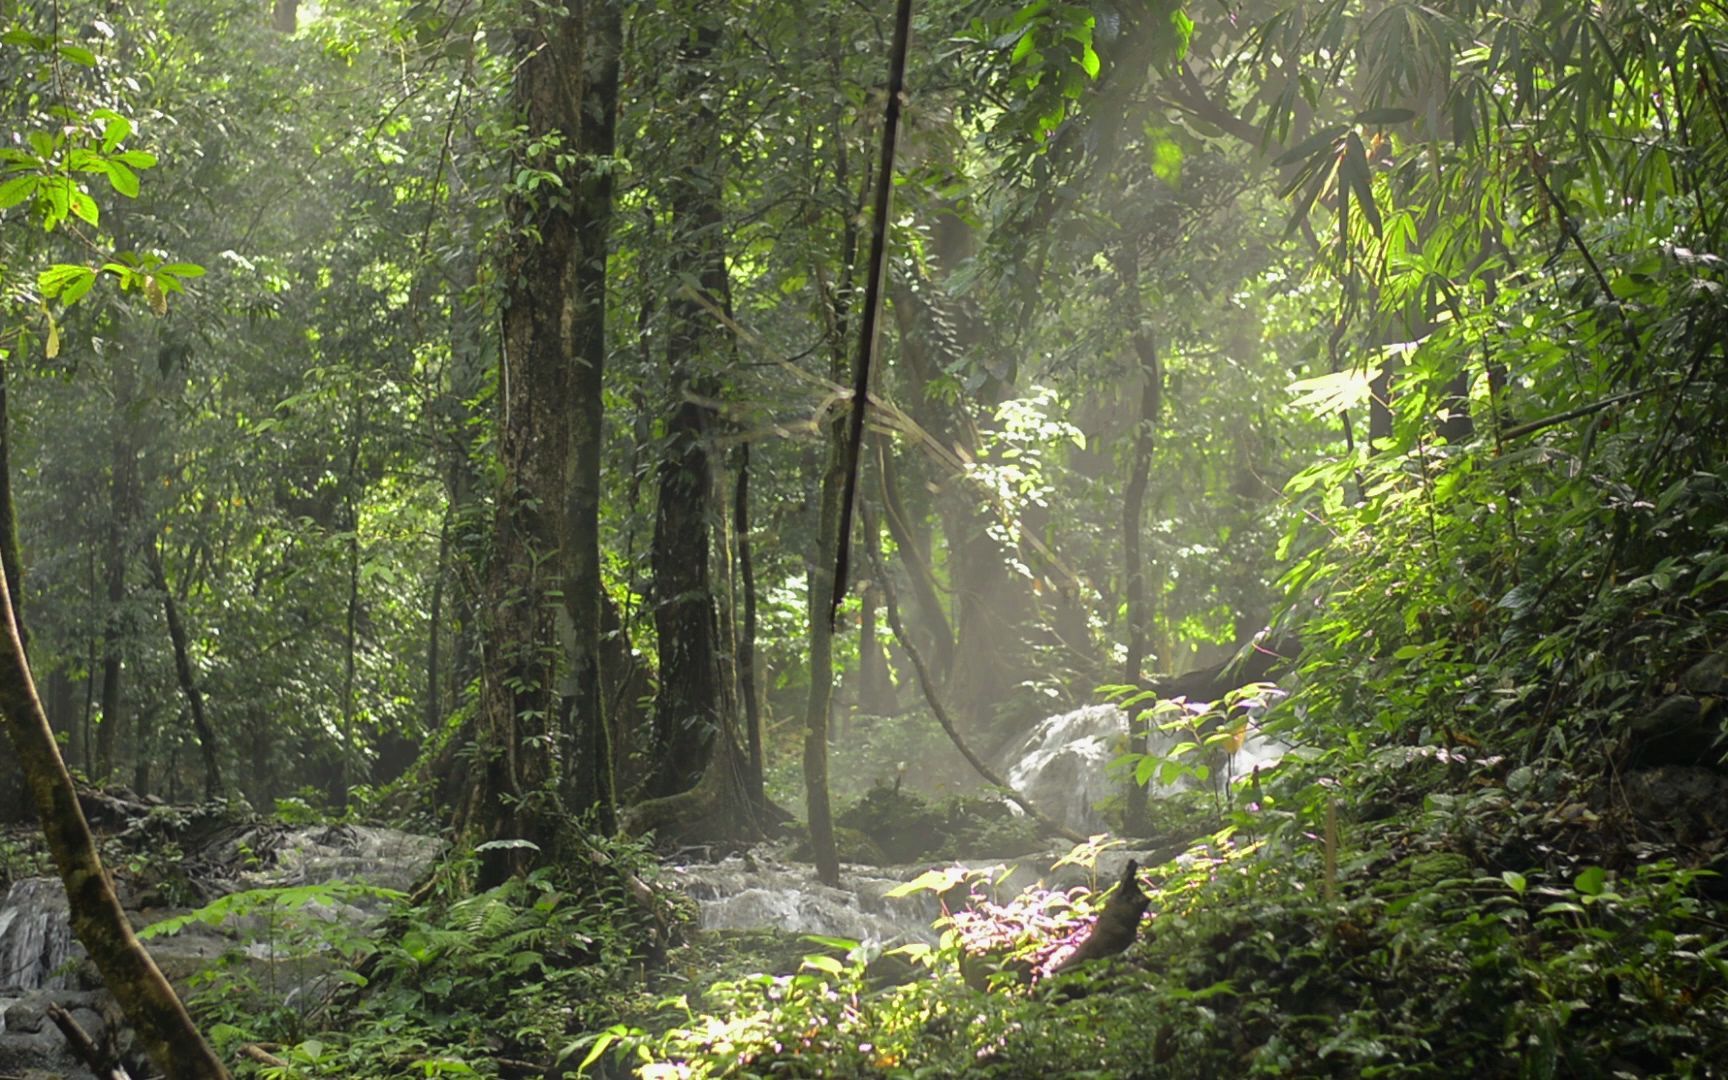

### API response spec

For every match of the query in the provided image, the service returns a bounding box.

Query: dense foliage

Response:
[2,0,1726,1076]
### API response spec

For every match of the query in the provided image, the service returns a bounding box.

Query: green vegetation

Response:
[2,0,1726,1076]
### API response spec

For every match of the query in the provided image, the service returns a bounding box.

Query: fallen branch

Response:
[47,1002,131,1080]
[864,509,1083,843]
[240,1044,289,1069]
[1048,859,1151,975]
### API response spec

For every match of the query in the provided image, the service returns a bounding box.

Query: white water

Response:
[1002,701,1289,834]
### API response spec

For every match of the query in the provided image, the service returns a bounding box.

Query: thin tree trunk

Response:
[1118,250,1161,837]
[876,439,954,681]
[804,428,844,885]
[97,357,138,783]
[146,541,223,799]
[426,515,447,735]
[734,443,764,796]
[337,402,363,814]
[0,561,229,1079]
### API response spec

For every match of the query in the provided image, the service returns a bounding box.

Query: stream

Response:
[0,699,1286,1075]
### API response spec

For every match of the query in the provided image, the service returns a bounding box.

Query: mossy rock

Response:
[836,784,945,863]
[788,825,888,866]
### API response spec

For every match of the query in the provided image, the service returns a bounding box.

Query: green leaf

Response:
[887,866,968,898]
[106,161,139,197]
[801,953,845,975]
[1011,28,1037,64]
[159,263,205,278]
[1272,124,1348,169]
[56,43,97,67]
[1079,42,1100,79]
[801,934,861,951]
[1575,866,1607,897]
[1502,870,1527,895]
[115,150,157,168]
[101,115,132,152]
[1342,132,1381,237]
[0,175,37,210]
[68,188,98,227]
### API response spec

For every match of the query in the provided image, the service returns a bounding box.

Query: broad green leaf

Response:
[0,175,37,209]
[801,953,844,975]
[1574,866,1607,896]
[115,150,157,168]
[101,115,132,152]
[1079,42,1100,79]
[69,189,98,227]
[56,43,96,66]
[106,161,139,197]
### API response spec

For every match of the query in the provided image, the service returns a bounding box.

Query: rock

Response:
[1622,766,1728,846]
[1627,695,1721,767]
[1681,649,1728,696]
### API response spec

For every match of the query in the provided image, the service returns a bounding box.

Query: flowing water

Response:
[1003,700,1289,834]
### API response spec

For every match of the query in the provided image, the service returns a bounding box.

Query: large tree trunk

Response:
[646,6,730,804]
[553,0,622,831]
[0,562,229,1080]
[466,0,620,879]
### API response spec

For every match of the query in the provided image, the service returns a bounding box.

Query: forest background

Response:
[3,0,1727,1075]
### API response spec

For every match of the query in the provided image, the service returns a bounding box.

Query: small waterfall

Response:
[667,855,942,943]
[1002,699,1290,833]
[0,878,78,994]
[1005,704,1127,834]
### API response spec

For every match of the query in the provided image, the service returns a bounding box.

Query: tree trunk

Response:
[0,561,229,1079]
[734,443,764,796]
[647,6,731,804]
[804,423,845,886]
[468,0,620,876]
[96,356,139,783]
[857,506,895,714]
[146,541,223,800]
[1117,250,1162,836]
[553,0,621,832]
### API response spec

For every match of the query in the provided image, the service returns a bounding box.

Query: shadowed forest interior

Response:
[2,0,1727,1076]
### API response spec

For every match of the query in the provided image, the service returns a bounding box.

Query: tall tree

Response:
[467,0,621,876]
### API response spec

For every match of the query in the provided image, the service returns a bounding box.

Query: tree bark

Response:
[733,443,764,797]
[0,557,229,1078]
[646,6,729,802]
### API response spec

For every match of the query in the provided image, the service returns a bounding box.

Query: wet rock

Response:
[0,990,116,1080]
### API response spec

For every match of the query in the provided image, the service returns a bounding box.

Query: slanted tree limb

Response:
[830,0,916,629]
[864,508,1083,844]
[0,553,230,1078]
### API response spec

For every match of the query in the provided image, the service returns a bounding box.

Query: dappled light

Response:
[2,0,1727,1076]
